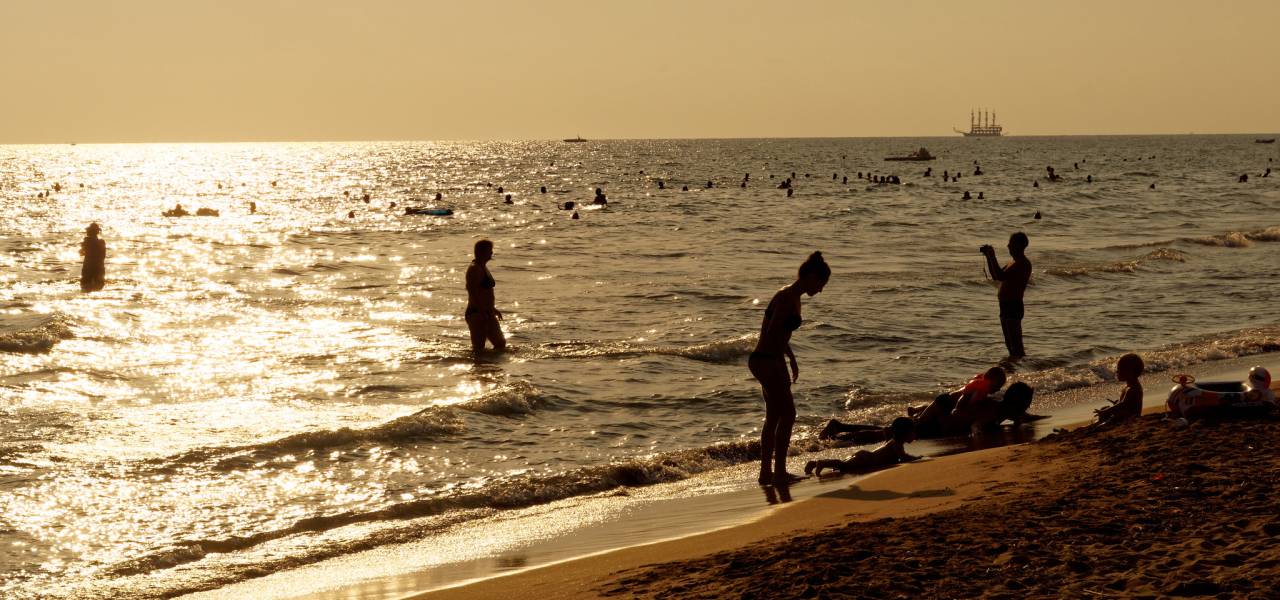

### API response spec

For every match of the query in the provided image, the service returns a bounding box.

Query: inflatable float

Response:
[1166,366,1276,421]
[405,207,453,216]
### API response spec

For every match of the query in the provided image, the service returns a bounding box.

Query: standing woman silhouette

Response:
[749,251,830,485]
[465,239,506,354]
[79,223,106,292]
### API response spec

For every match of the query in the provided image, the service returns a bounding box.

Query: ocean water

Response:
[1,136,1278,598]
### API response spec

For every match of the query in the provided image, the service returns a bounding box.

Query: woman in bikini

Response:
[465,239,506,354]
[750,251,830,485]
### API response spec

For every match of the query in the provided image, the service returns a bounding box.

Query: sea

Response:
[1,136,1278,599]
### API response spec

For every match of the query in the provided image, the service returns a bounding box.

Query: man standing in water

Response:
[981,232,1031,358]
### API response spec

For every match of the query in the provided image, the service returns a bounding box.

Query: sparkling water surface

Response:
[1,137,1278,597]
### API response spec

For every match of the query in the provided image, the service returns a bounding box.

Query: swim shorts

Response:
[999,299,1024,320]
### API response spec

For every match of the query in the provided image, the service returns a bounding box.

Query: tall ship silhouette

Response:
[955,109,1003,137]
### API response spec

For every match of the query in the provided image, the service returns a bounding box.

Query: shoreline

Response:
[410,443,1051,600]
[337,350,1269,598]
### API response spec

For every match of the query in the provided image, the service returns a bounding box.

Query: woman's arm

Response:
[464,264,479,294]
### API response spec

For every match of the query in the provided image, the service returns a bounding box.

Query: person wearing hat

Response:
[80,223,106,292]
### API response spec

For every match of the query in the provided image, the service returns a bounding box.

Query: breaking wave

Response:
[538,334,756,364]
[0,313,74,354]
[1045,248,1188,278]
[1189,226,1280,248]
[148,381,551,471]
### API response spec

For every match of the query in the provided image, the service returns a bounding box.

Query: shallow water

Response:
[1,136,1278,598]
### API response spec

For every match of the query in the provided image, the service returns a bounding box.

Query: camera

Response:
[979,244,993,253]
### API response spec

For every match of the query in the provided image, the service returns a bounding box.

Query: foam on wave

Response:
[1045,248,1188,278]
[0,313,74,354]
[538,334,756,364]
[149,381,549,471]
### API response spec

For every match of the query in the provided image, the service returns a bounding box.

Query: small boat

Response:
[1256,139,1276,144]
[162,205,190,217]
[884,147,936,162]
[195,207,219,217]
[563,136,587,143]
[405,207,453,216]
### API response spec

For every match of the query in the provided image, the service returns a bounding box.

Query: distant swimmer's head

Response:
[435,192,443,201]
[85,222,101,236]
[983,366,1007,392]
[1001,382,1034,416]
[474,239,494,262]
[1008,231,1029,253]
[1116,353,1144,382]
[797,251,831,295]
[890,416,916,443]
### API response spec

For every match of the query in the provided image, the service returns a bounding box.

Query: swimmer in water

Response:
[465,239,506,354]
[593,188,607,205]
[749,251,830,486]
[787,188,794,197]
[963,191,972,200]
[79,223,106,292]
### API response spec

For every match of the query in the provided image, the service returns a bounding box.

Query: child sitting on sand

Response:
[805,417,918,477]
[1094,353,1144,425]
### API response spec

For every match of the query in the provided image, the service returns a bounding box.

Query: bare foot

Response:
[757,467,772,485]
[772,472,805,486]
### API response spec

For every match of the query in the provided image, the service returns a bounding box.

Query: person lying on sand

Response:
[805,417,918,477]
[819,372,1044,443]
[1093,353,1144,426]
[968,382,1046,433]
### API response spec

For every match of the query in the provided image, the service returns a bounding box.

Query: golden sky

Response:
[2,0,1276,143]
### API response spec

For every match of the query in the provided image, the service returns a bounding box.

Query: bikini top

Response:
[481,271,495,289]
[764,304,802,332]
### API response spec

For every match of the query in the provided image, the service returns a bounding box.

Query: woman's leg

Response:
[484,314,506,351]
[465,313,486,353]
[766,382,797,482]
[750,357,788,484]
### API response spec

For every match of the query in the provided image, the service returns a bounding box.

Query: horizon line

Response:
[3,131,1278,147]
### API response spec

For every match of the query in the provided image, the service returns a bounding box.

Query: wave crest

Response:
[539,334,756,364]
[1046,248,1188,278]
[0,313,74,354]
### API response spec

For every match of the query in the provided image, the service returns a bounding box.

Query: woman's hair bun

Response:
[799,251,831,279]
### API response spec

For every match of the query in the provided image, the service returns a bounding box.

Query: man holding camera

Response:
[981,232,1032,359]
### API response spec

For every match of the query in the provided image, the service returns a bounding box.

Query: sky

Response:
[1,0,1277,143]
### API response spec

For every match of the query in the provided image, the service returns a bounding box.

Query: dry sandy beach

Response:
[417,387,1280,600]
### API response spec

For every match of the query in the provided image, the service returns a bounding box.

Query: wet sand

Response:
[411,443,1050,600]
[412,387,1280,600]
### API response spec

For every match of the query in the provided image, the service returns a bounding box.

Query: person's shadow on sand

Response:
[822,485,954,502]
